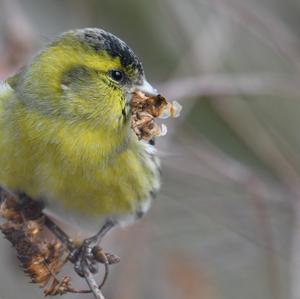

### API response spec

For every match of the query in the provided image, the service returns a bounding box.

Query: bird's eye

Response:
[109,70,124,83]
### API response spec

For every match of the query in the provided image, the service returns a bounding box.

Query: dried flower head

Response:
[131,91,182,140]
[0,192,68,292]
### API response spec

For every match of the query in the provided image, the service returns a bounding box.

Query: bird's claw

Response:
[69,239,99,277]
[68,218,120,288]
[69,239,121,291]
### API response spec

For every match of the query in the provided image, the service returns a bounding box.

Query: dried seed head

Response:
[0,193,67,287]
[0,220,66,285]
[92,246,121,265]
[131,91,181,141]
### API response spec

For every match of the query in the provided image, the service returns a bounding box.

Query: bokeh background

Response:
[0,0,300,298]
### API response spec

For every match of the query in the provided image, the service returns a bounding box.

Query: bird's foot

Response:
[69,239,120,289]
[68,219,119,287]
[69,237,99,277]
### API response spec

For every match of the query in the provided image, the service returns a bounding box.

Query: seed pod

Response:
[131,91,181,141]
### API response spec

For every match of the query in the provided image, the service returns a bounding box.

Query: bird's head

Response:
[7,28,157,130]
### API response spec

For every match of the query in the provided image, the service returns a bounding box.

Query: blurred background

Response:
[0,0,300,298]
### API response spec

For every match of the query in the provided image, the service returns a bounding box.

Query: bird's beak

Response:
[134,79,158,96]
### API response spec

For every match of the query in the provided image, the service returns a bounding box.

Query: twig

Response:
[83,264,106,299]
[212,0,300,73]
[209,98,300,299]
[211,98,300,193]
[175,133,284,299]
[43,216,75,251]
[247,179,281,299]
[159,73,300,101]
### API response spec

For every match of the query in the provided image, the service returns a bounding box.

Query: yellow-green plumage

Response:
[0,28,160,230]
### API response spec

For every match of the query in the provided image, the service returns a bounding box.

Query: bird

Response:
[0,28,161,275]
